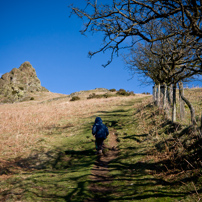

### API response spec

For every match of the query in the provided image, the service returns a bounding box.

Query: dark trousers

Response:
[95,138,105,151]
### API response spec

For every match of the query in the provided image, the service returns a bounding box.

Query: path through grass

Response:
[0,94,201,201]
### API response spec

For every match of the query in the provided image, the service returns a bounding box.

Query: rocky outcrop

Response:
[0,62,48,103]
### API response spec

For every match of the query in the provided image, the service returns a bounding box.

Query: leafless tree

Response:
[70,0,202,66]
[124,26,201,124]
[70,0,202,124]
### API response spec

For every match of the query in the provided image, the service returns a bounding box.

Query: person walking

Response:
[92,117,109,154]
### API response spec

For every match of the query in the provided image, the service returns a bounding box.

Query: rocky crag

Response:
[0,62,48,103]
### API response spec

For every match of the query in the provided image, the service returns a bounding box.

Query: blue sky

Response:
[0,1,201,95]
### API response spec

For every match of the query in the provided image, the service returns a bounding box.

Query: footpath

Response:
[87,131,119,202]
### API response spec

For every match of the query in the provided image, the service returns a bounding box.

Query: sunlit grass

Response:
[0,93,146,159]
[0,88,201,201]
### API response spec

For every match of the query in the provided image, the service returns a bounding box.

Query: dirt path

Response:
[86,132,119,202]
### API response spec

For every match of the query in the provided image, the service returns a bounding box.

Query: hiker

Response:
[92,117,109,154]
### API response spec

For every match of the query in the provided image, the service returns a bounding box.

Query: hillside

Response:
[0,88,201,201]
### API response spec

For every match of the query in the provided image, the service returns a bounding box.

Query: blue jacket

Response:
[92,117,109,139]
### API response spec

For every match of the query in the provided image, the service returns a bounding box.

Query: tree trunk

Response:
[153,85,157,105]
[157,83,160,107]
[178,82,197,125]
[172,84,177,123]
[163,84,167,110]
[167,84,172,106]
[178,82,185,120]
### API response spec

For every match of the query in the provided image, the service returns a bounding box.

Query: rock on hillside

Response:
[0,62,49,103]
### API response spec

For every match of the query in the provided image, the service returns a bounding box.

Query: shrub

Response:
[87,93,103,99]
[30,97,35,100]
[116,89,135,96]
[109,88,116,92]
[116,89,126,95]
[87,93,111,99]
[116,89,128,96]
[87,93,98,99]
[128,91,135,95]
[103,93,109,98]
[70,96,80,101]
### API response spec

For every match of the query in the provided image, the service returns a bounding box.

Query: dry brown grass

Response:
[176,88,202,125]
[184,88,202,114]
[157,87,202,125]
[0,92,148,160]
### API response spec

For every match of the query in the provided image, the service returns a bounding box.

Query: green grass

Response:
[0,116,96,202]
[104,99,201,201]
[86,96,201,201]
[0,94,201,201]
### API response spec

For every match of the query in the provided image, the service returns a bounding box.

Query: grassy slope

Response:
[103,88,202,202]
[0,89,201,201]
[104,100,202,202]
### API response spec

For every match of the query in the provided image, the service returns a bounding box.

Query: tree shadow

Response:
[0,146,97,202]
[122,134,143,142]
[1,98,201,201]
[88,101,202,201]
[103,147,202,201]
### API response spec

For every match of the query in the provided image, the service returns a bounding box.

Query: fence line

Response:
[152,83,200,127]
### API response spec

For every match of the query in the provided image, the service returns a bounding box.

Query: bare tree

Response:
[124,27,201,123]
[70,0,202,66]
[123,42,164,85]
[70,0,202,124]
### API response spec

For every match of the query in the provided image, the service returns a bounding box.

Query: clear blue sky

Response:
[0,1,200,95]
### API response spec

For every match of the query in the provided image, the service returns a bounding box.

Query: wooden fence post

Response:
[163,84,167,110]
[157,83,160,107]
[179,82,185,120]
[178,82,197,125]
[172,84,177,123]
[167,84,172,106]
[153,85,157,105]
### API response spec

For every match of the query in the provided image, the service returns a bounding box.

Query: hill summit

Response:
[0,62,48,103]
